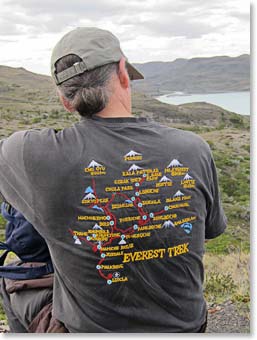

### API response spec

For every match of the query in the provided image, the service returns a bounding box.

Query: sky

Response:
[0,0,250,76]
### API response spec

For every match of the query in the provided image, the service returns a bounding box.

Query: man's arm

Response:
[205,154,227,239]
[0,131,34,220]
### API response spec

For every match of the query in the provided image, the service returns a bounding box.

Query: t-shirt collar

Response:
[82,115,151,124]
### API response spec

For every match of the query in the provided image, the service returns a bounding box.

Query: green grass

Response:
[0,298,7,321]
[0,214,5,243]
[199,129,250,256]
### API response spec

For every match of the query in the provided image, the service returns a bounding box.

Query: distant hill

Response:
[133,54,250,96]
[131,91,249,129]
[0,65,52,89]
[0,64,250,139]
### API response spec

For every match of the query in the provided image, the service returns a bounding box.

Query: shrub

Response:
[204,272,236,302]
[32,117,41,124]
[206,140,215,150]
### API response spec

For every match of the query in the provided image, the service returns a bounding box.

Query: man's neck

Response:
[95,92,132,118]
[95,107,132,118]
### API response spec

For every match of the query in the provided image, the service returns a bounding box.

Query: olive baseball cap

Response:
[51,27,144,85]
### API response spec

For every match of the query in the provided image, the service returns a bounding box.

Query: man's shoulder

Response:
[14,125,83,166]
[5,128,60,153]
[3,127,62,142]
[19,124,80,148]
[154,122,211,154]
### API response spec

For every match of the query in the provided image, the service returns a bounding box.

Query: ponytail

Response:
[55,54,119,117]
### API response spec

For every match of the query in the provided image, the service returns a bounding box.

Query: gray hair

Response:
[55,54,119,117]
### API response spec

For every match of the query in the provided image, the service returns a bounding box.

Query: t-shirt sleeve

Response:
[205,154,227,239]
[0,131,35,220]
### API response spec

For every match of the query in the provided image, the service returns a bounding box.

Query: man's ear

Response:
[57,90,75,112]
[118,57,130,89]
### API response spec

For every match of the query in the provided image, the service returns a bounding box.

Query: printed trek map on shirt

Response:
[69,149,197,285]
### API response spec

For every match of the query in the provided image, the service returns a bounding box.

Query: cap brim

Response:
[126,62,144,80]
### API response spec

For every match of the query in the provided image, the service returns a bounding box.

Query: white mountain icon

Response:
[124,150,142,157]
[92,223,102,230]
[92,205,104,212]
[87,160,103,168]
[128,164,143,171]
[167,159,183,168]
[74,238,82,245]
[183,173,193,180]
[173,190,184,197]
[159,175,172,182]
[84,192,96,199]
[162,220,175,229]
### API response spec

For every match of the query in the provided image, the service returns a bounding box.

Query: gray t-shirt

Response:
[0,116,227,332]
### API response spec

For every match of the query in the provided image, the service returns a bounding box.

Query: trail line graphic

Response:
[72,174,167,283]
[70,156,197,285]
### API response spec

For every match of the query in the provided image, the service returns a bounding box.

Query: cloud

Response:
[229,10,250,22]
[0,15,25,36]
[124,15,218,39]
[1,0,127,34]
[1,0,249,38]
[0,0,250,75]
[0,38,18,43]
[5,0,121,16]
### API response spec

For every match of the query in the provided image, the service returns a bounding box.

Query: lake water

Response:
[156,91,250,115]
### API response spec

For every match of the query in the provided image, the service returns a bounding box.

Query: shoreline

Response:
[155,91,250,116]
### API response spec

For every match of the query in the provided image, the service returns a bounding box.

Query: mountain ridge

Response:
[132,54,250,95]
